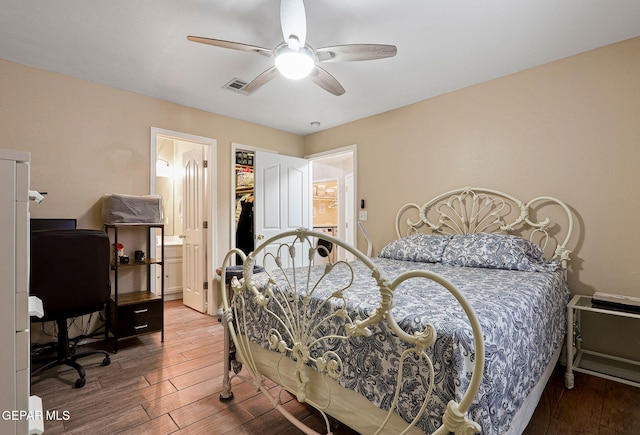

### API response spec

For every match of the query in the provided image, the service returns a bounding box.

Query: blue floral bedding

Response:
[236,235,569,434]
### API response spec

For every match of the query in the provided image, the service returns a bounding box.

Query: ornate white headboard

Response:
[395,187,574,270]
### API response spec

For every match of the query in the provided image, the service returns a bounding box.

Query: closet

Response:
[231,147,312,269]
[235,150,254,262]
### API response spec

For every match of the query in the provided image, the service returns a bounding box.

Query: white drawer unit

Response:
[0,149,44,434]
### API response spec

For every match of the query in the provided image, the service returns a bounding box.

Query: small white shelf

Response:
[565,294,640,389]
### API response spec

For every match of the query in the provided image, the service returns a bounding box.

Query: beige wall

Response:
[0,58,304,270]
[305,37,640,304]
[2,37,639,355]
[3,37,639,299]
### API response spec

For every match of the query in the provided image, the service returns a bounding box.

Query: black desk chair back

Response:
[30,229,111,388]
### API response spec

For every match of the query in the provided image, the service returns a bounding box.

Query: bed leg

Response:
[564,371,574,389]
[220,311,234,401]
[565,303,575,389]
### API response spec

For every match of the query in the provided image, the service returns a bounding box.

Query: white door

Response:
[182,147,207,312]
[254,150,311,269]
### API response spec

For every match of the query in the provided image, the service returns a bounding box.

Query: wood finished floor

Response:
[31,300,640,434]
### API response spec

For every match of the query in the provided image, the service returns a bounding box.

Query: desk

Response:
[565,294,640,389]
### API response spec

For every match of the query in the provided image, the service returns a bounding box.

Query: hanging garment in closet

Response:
[236,199,254,264]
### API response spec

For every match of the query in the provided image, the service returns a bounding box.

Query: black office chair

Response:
[30,229,112,388]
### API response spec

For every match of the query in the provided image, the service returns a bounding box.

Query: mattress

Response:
[235,257,569,434]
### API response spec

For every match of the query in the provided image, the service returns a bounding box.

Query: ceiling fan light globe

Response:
[275,45,315,80]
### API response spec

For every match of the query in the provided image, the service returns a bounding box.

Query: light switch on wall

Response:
[359,211,368,221]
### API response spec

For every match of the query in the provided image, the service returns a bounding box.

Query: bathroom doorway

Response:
[150,128,217,315]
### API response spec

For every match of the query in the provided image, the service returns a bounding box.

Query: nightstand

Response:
[565,294,640,389]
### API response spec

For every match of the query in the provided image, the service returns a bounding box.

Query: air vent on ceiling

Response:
[223,78,251,95]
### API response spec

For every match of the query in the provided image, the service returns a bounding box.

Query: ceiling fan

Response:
[187,0,397,96]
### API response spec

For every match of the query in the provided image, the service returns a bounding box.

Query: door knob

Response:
[179,234,186,239]
[256,234,264,240]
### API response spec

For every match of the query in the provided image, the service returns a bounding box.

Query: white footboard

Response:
[219,229,485,435]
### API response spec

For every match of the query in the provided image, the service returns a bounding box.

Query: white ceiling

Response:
[2,0,639,136]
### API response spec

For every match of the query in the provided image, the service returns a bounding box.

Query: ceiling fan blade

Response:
[187,36,273,58]
[244,66,280,94]
[309,66,345,96]
[316,44,397,63]
[280,0,307,49]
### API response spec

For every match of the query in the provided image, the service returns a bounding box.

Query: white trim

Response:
[150,127,218,316]
[304,143,357,161]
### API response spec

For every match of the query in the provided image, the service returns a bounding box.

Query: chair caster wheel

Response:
[75,377,86,388]
[102,356,111,366]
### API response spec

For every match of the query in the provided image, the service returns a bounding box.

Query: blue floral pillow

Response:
[378,234,452,263]
[441,233,560,272]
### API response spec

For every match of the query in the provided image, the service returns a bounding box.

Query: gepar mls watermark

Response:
[2,409,70,421]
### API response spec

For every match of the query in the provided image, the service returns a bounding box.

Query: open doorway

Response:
[150,128,217,315]
[307,145,357,262]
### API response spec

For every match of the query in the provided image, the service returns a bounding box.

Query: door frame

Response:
[150,127,218,316]
[306,144,358,256]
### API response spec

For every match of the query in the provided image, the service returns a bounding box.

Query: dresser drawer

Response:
[110,298,162,338]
